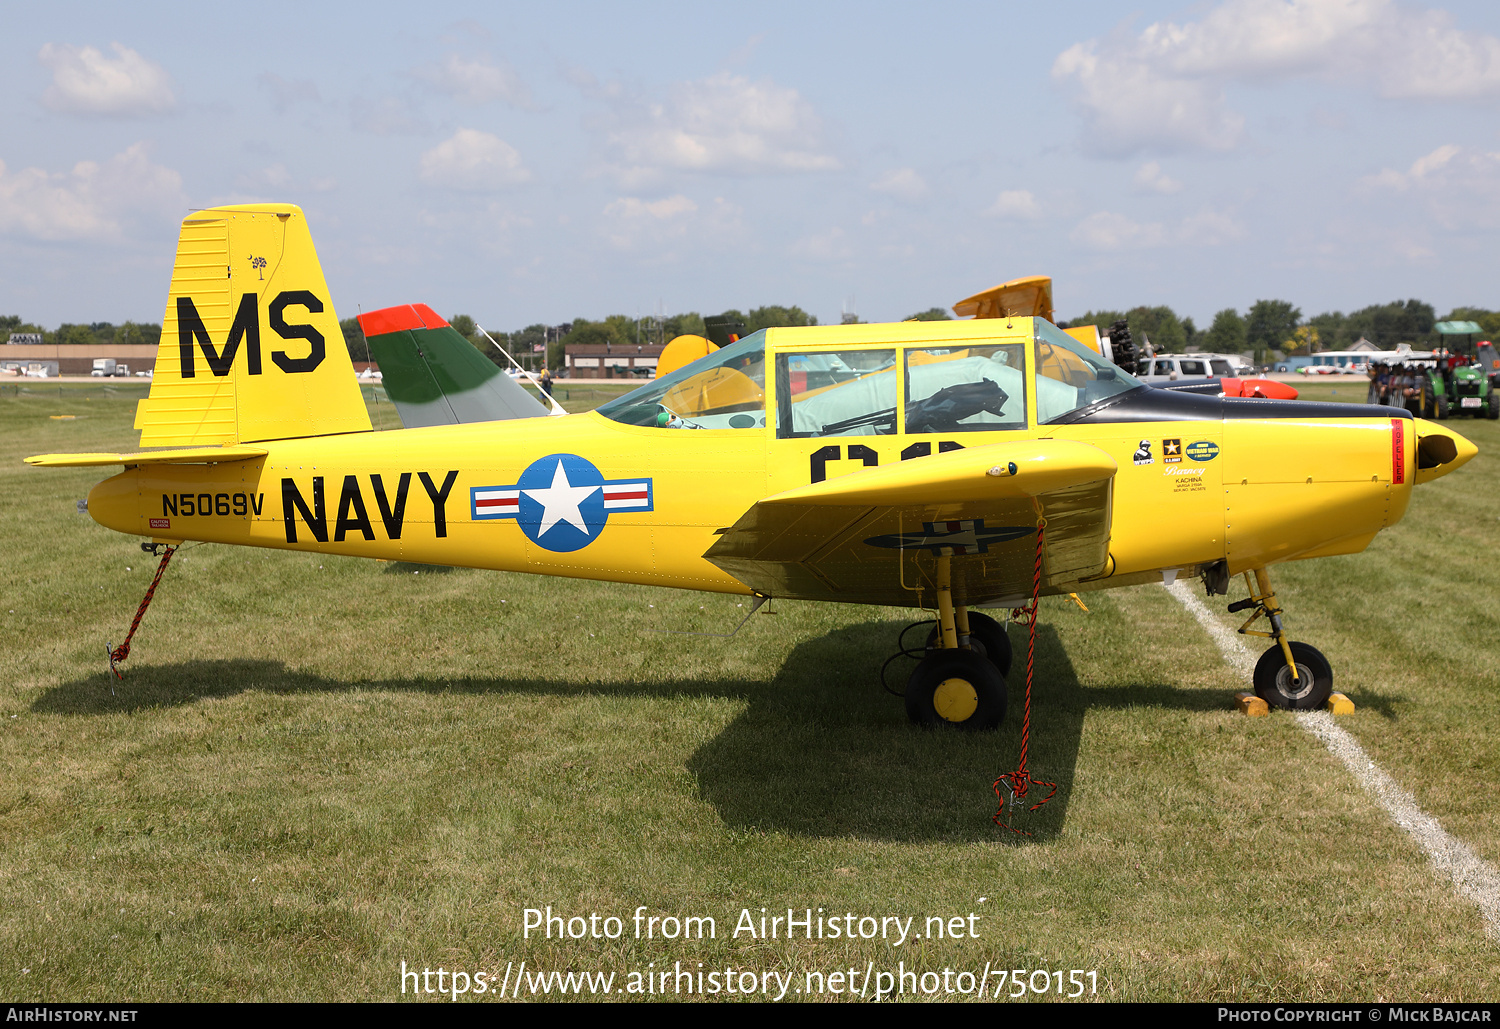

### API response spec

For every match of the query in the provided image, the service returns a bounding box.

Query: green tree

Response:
[1181,316,1199,350]
[905,307,952,321]
[1284,326,1319,354]
[1245,300,1301,362]
[117,321,162,347]
[1202,308,1246,353]
[1305,311,1346,351]
[449,314,478,341]
[744,305,818,332]
[662,312,706,340]
[340,317,368,363]
[1126,305,1186,352]
[53,324,97,345]
[1343,299,1435,347]
[1064,310,1127,332]
[1443,306,1500,340]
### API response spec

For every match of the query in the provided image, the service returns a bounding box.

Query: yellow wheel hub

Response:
[933,677,979,722]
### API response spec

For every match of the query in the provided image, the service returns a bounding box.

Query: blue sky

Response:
[5,0,1500,330]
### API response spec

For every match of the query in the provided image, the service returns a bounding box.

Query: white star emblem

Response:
[523,459,600,538]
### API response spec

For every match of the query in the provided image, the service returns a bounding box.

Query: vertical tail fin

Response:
[133,204,372,446]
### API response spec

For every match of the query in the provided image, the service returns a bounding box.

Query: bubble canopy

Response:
[596,331,768,429]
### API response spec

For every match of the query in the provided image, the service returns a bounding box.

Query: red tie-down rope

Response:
[108,544,177,680]
[993,520,1057,836]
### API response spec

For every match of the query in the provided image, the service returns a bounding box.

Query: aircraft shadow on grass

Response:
[33,622,1230,845]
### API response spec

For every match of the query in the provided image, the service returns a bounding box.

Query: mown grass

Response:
[0,382,1495,1002]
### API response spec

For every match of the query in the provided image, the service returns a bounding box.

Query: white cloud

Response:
[1071,212,1169,250]
[1133,161,1183,194]
[418,129,530,191]
[258,73,320,114]
[1179,208,1246,245]
[790,226,851,262]
[601,72,839,180]
[605,195,698,221]
[0,143,185,241]
[870,168,928,202]
[351,96,429,136]
[1071,207,1244,250]
[1359,144,1500,228]
[38,42,175,117]
[233,163,337,197]
[415,54,532,107]
[986,190,1042,220]
[600,195,698,250]
[1054,0,1500,155]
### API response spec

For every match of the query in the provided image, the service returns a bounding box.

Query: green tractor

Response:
[1445,359,1500,419]
[1435,321,1500,420]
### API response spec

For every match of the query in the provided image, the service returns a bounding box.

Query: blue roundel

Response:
[515,454,608,552]
[470,454,654,554]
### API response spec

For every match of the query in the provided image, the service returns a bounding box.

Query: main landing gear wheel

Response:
[905,649,1007,731]
[923,612,1014,676]
[966,611,1013,677]
[1253,642,1333,711]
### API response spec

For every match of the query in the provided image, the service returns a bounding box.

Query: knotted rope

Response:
[993,521,1057,835]
[108,544,177,680]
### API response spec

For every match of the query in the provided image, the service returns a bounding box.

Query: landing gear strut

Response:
[1229,568,1333,710]
[905,555,1008,730]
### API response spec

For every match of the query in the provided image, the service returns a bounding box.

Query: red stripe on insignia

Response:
[475,498,517,509]
[604,489,648,501]
[1390,418,1405,484]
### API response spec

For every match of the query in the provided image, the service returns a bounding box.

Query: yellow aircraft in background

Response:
[27,205,1478,730]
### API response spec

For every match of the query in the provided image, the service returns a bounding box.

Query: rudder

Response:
[134,204,372,446]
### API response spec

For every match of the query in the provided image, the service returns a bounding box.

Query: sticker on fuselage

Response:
[1186,440,1219,462]
[1163,438,1182,463]
[864,519,1033,557]
[1133,439,1154,465]
[471,454,653,553]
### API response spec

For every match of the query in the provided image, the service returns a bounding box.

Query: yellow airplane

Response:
[27,205,1479,731]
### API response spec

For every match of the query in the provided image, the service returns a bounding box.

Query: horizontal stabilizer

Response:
[26,445,269,468]
[358,304,549,428]
[953,276,1054,322]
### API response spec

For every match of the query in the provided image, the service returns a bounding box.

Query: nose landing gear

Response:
[1229,568,1333,710]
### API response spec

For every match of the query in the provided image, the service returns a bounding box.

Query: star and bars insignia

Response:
[471,453,652,554]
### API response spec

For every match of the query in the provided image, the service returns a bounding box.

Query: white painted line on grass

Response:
[1165,580,1500,941]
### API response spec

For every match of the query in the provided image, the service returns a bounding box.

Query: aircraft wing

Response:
[358,304,550,428]
[25,445,269,468]
[705,440,1115,607]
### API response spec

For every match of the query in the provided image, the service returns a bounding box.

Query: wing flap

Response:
[26,445,269,468]
[706,439,1115,606]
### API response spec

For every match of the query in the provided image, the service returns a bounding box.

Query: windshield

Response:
[596,330,767,428]
[1035,320,1143,422]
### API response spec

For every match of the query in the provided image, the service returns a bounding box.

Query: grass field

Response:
[1,379,1496,1002]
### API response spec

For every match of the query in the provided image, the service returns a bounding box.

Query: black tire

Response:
[1253,642,1333,711]
[924,612,1013,676]
[1488,392,1499,420]
[905,649,1007,730]
[966,611,1014,677]
[1435,394,1449,420]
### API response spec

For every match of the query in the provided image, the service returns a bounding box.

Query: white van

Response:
[1138,353,1240,382]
